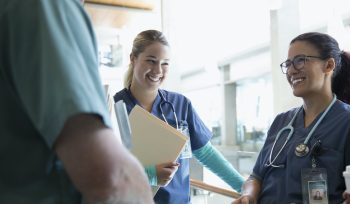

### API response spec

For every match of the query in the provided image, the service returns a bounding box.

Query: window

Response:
[236,74,273,151]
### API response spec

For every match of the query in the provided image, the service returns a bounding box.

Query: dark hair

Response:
[291,32,350,104]
[124,30,169,88]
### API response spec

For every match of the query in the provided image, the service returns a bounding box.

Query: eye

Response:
[294,56,305,66]
[162,62,169,67]
[294,56,305,62]
[146,59,156,64]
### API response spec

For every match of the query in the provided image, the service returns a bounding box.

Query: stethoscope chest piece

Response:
[295,143,309,157]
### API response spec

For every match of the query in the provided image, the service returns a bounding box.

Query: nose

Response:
[152,62,163,74]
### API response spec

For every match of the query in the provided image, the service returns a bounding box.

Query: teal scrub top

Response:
[0,0,111,203]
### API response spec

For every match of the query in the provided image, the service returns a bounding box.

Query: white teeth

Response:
[148,75,161,82]
[292,78,304,85]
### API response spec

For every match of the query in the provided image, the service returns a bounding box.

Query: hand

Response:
[232,195,256,204]
[343,192,350,204]
[156,162,180,186]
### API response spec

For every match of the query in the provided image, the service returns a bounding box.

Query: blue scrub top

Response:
[253,100,350,204]
[114,88,211,204]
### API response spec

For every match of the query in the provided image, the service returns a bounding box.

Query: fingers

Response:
[231,198,240,204]
[231,198,242,204]
[159,162,180,176]
[156,162,180,186]
[161,161,180,168]
[241,197,251,204]
[231,195,253,204]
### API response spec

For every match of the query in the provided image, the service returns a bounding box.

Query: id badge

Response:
[177,125,192,159]
[301,168,328,204]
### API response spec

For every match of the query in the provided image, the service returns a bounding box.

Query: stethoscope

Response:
[265,95,337,168]
[158,90,179,130]
[126,87,179,129]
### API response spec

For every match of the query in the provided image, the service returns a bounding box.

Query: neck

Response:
[130,84,158,112]
[302,92,334,127]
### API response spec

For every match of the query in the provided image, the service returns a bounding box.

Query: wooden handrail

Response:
[190,179,241,199]
[85,0,154,10]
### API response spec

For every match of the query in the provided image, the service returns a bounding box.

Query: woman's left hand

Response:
[156,162,180,187]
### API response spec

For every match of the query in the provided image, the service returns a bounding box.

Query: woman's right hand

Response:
[343,192,350,204]
[232,178,260,204]
[156,161,180,186]
[232,195,256,204]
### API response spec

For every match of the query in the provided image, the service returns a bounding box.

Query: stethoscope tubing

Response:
[158,90,179,130]
[266,108,299,167]
[266,95,337,168]
[125,87,179,129]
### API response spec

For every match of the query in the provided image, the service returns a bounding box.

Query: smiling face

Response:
[286,41,333,98]
[130,42,170,93]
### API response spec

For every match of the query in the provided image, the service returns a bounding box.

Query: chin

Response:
[147,82,161,90]
[293,93,303,97]
[292,88,304,97]
[293,89,309,98]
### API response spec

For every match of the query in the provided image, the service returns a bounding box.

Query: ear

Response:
[324,58,335,74]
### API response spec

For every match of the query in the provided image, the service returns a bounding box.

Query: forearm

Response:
[54,114,153,204]
[240,176,261,202]
[83,144,151,204]
[193,142,244,192]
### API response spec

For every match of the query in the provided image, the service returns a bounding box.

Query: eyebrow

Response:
[145,55,157,59]
[145,55,170,61]
[286,55,304,60]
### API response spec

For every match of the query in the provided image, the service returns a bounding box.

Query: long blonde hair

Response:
[124,30,169,88]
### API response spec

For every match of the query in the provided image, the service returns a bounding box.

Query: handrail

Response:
[85,0,154,10]
[190,179,241,199]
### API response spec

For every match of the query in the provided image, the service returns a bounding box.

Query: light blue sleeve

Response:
[193,142,244,192]
[145,165,158,186]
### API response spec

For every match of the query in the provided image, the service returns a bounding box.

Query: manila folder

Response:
[129,105,187,196]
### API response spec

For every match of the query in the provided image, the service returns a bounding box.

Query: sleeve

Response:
[145,165,158,186]
[251,152,264,181]
[252,129,272,181]
[193,142,244,192]
[187,101,212,150]
[6,0,111,148]
[252,112,286,180]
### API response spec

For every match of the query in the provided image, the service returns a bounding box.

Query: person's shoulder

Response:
[0,0,17,14]
[275,107,300,119]
[334,100,350,124]
[334,100,350,116]
[113,88,128,102]
[335,99,350,109]
[269,107,301,129]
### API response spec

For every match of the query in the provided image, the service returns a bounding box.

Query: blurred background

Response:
[84,0,350,202]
